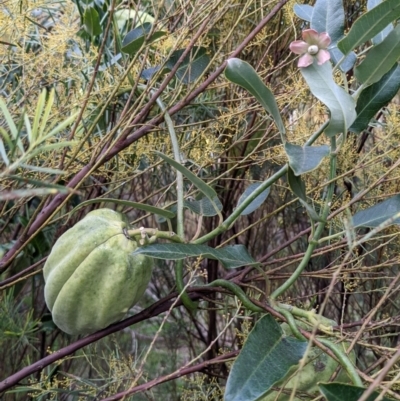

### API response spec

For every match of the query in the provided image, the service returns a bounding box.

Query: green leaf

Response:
[69,198,176,220]
[350,64,400,133]
[38,88,54,139]
[24,113,33,145]
[133,243,258,269]
[288,167,323,222]
[166,47,210,84]
[355,24,400,86]
[0,188,70,201]
[236,183,270,215]
[31,89,46,145]
[309,0,356,72]
[285,142,330,175]
[293,4,313,22]
[114,9,155,31]
[0,97,19,145]
[141,65,169,81]
[0,136,9,165]
[121,23,166,55]
[7,175,74,191]
[83,7,102,37]
[224,314,307,401]
[352,194,400,228]
[329,46,357,73]
[28,141,75,158]
[287,167,306,202]
[25,89,57,146]
[156,151,220,204]
[300,60,356,136]
[338,0,400,55]
[40,112,79,143]
[319,383,392,401]
[225,58,285,134]
[17,164,66,175]
[140,47,209,83]
[367,0,394,44]
[311,0,344,43]
[184,196,223,217]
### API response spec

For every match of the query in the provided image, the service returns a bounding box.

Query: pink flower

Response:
[290,29,331,68]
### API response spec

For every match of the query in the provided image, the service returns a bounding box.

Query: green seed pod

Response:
[43,208,153,335]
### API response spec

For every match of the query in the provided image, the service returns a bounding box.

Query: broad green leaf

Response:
[355,24,400,86]
[311,0,344,43]
[156,151,219,203]
[300,60,356,136]
[141,66,169,81]
[310,0,356,72]
[350,64,400,133]
[114,9,155,31]
[69,198,176,220]
[236,183,270,215]
[98,53,123,72]
[225,58,285,134]
[285,142,330,175]
[338,0,400,55]
[288,167,323,222]
[288,167,306,202]
[184,196,223,217]
[352,195,400,228]
[293,4,313,21]
[224,314,307,401]
[121,23,166,55]
[319,383,392,401]
[83,7,102,37]
[140,47,209,83]
[367,0,393,44]
[329,46,356,73]
[133,243,258,269]
[166,47,210,84]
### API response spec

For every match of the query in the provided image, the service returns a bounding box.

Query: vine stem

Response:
[206,279,265,313]
[193,114,328,246]
[270,136,337,300]
[154,95,197,311]
[193,166,288,244]
[125,228,184,244]
[317,338,363,387]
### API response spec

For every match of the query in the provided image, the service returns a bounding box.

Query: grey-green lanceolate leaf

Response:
[300,60,356,136]
[133,243,258,269]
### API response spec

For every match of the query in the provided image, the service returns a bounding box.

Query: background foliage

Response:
[1,0,400,399]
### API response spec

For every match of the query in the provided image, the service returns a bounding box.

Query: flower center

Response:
[308,45,319,55]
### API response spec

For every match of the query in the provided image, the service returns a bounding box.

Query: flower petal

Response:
[298,53,314,68]
[289,40,309,54]
[302,29,319,45]
[318,32,331,48]
[316,49,331,65]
